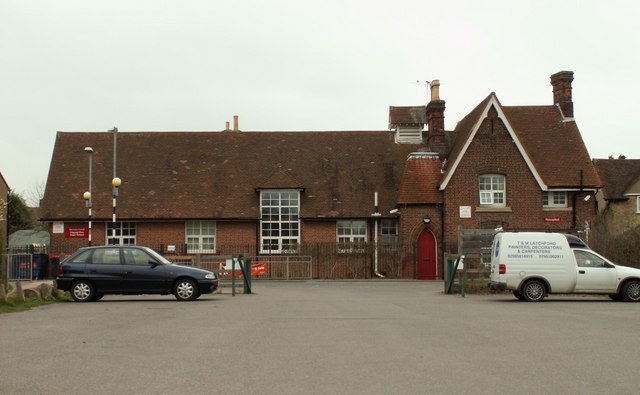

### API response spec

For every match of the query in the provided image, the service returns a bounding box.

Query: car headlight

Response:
[205,272,217,280]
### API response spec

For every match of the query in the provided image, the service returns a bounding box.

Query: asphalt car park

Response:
[1,281,639,394]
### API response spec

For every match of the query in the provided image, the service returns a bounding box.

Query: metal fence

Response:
[162,242,417,280]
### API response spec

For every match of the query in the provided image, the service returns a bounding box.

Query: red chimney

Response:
[426,80,446,147]
[550,71,574,118]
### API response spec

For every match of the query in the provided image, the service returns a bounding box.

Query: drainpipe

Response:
[372,192,384,278]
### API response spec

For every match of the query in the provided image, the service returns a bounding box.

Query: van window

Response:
[574,250,606,268]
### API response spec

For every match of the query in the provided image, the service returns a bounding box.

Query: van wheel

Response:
[513,290,525,301]
[622,280,640,302]
[521,280,545,302]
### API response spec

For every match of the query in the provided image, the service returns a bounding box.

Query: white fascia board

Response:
[439,95,547,191]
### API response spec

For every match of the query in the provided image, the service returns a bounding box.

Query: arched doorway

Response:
[416,228,437,280]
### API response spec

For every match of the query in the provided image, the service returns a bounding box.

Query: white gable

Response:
[439,95,547,191]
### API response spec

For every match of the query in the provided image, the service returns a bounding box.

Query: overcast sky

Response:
[1,0,639,202]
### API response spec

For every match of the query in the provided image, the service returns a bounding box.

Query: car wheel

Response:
[521,280,545,302]
[622,280,640,302]
[174,278,198,301]
[608,294,622,301]
[71,280,95,303]
[93,294,105,301]
[513,290,525,301]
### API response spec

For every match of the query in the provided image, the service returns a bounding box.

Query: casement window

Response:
[543,191,568,208]
[186,221,216,253]
[106,222,136,245]
[479,175,505,206]
[381,219,398,245]
[260,191,300,253]
[337,220,367,253]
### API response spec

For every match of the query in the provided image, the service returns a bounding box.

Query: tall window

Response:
[479,175,505,206]
[260,191,300,253]
[381,219,398,245]
[543,191,567,208]
[186,221,216,253]
[106,222,136,245]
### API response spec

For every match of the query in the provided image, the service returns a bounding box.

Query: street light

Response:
[84,147,94,245]
[111,177,122,245]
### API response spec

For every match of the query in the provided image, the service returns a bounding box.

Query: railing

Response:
[162,242,416,280]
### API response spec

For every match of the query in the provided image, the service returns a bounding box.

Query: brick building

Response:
[39,71,601,279]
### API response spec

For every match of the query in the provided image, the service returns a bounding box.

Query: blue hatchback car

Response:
[56,245,218,302]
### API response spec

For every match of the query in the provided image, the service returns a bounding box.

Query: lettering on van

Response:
[505,241,564,259]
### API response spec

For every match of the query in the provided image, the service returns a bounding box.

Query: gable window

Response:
[337,220,367,253]
[479,175,505,206]
[186,221,216,253]
[381,219,398,245]
[260,191,300,253]
[543,191,568,208]
[106,222,136,245]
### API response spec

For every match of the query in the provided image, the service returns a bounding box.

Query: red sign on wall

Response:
[544,217,562,223]
[65,228,88,238]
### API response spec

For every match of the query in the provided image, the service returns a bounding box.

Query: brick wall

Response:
[442,108,596,253]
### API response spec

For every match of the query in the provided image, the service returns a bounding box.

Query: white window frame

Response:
[337,220,367,253]
[260,190,300,254]
[543,191,568,208]
[106,222,136,245]
[479,174,505,206]
[186,221,216,254]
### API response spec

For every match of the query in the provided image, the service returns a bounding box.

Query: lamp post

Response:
[84,147,94,245]
[111,177,121,245]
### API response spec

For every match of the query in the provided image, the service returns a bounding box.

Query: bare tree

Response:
[25,180,46,208]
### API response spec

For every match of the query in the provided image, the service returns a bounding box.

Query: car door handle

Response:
[579,270,585,274]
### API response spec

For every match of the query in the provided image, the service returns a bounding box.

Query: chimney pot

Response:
[233,115,239,131]
[430,80,440,101]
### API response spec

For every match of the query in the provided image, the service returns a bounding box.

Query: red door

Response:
[416,229,437,280]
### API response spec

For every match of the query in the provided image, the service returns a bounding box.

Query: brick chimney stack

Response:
[550,71,574,118]
[425,80,446,148]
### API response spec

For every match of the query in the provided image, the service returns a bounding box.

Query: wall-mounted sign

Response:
[65,228,88,238]
[53,222,64,234]
[544,217,562,223]
[459,206,472,218]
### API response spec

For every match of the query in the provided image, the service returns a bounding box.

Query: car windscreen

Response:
[142,247,173,265]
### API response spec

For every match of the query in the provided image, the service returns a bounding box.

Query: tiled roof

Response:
[502,105,600,188]
[398,153,442,204]
[441,93,600,189]
[0,171,9,190]
[388,106,427,128]
[592,159,640,200]
[40,131,422,221]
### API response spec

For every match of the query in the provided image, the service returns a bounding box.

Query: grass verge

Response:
[0,291,70,314]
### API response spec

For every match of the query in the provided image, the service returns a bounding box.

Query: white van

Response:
[489,232,640,302]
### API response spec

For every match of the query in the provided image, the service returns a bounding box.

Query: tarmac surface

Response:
[1,280,640,394]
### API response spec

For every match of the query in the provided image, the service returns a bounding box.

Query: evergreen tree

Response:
[7,192,32,234]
